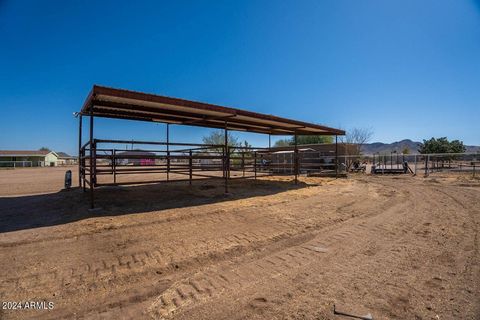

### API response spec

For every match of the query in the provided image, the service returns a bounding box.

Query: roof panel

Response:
[0,150,52,156]
[80,85,345,136]
[95,94,231,117]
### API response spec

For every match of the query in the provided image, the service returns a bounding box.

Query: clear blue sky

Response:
[1,0,479,155]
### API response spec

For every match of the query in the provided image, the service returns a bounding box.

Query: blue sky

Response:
[1,0,479,155]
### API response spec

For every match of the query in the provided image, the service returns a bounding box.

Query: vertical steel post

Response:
[111,148,114,182]
[242,151,245,177]
[227,146,231,179]
[166,124,170,181]
[113,149,116,184]
[294,133,298,184]
[82,144,86,192]
[222,144,226,178]
[424,155,429,176]
[383,154,385,174]
[335,135,338,178]
[372,153,375,173]
[78,115,82,188]
[254,151,257,179]
[189,149,193,185]
[268,134,271,175]
[224,122,229,193]
[414,154,417,175]
[89,112,94,209]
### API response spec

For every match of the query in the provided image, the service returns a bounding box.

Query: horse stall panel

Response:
[90,141,227,186]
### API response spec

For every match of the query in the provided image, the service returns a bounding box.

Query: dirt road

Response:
[0,168,479,319]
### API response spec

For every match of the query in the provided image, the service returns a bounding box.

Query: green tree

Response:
[202,130,240,152]
[296,135,333,145]
[402,147,410,155]
[273,139,291,147]
[39,147,51,152]
[449,139,466,153]
[273,135,332,147]
[418,137,466,168]
[418,137,465,154]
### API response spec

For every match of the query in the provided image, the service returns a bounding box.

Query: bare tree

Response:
[339,127,374,171]
[341,127,374,155]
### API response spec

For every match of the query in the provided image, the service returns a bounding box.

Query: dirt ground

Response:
[0,167,479,319]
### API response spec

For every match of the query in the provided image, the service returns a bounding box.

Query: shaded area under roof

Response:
[80,85,345,136]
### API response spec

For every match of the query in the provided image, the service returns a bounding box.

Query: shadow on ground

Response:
[0,178,308,233]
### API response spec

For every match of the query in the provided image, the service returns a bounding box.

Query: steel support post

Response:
[268,134,271,175]
[414,154,417,175]
[189,150,193,185]
[78,115,82,188]
[111,148,114,182]
[166,124,170,181]
[242,151,245,177]
[113,149,116,184]
[424,155,429,177]
[82,144,86,192]
[222,148,226,177]
[89,113,94,209]
[224,123,229,193]
[294,133,298,184]
[227,146,231,179]
[372,153,375,173]
[335,135,338,178]
[383,155,385,174]
[254,151,257,179]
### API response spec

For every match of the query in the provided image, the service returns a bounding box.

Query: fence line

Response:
[334,152,479,177]
[0,161,33,168]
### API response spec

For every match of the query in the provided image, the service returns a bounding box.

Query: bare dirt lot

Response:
[0,167,479,319]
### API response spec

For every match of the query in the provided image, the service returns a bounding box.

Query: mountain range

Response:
[360,139,480,155]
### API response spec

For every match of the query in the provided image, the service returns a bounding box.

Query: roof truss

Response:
[80,85,345,136]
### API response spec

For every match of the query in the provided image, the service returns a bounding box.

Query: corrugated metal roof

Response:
[56,152,75,158]
[80,85,345,136]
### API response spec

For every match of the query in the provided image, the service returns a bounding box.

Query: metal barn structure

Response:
[78,85,345,208]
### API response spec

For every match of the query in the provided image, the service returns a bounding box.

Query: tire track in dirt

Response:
[0,179,357,248]
[146,190,415,319]
[0,179,410,319]
[1,182,400,299]
[428,185,480,317]
[166,181,465,320]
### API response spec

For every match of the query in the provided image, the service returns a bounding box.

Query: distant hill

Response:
[360,139,480,154]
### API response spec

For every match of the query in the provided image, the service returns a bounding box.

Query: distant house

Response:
[116,150,156,166]
[56,152,77,165]
[0,150,59,167]
[270,143,357,156]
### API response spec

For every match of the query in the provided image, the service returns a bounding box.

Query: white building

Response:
[0,150,63,167]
